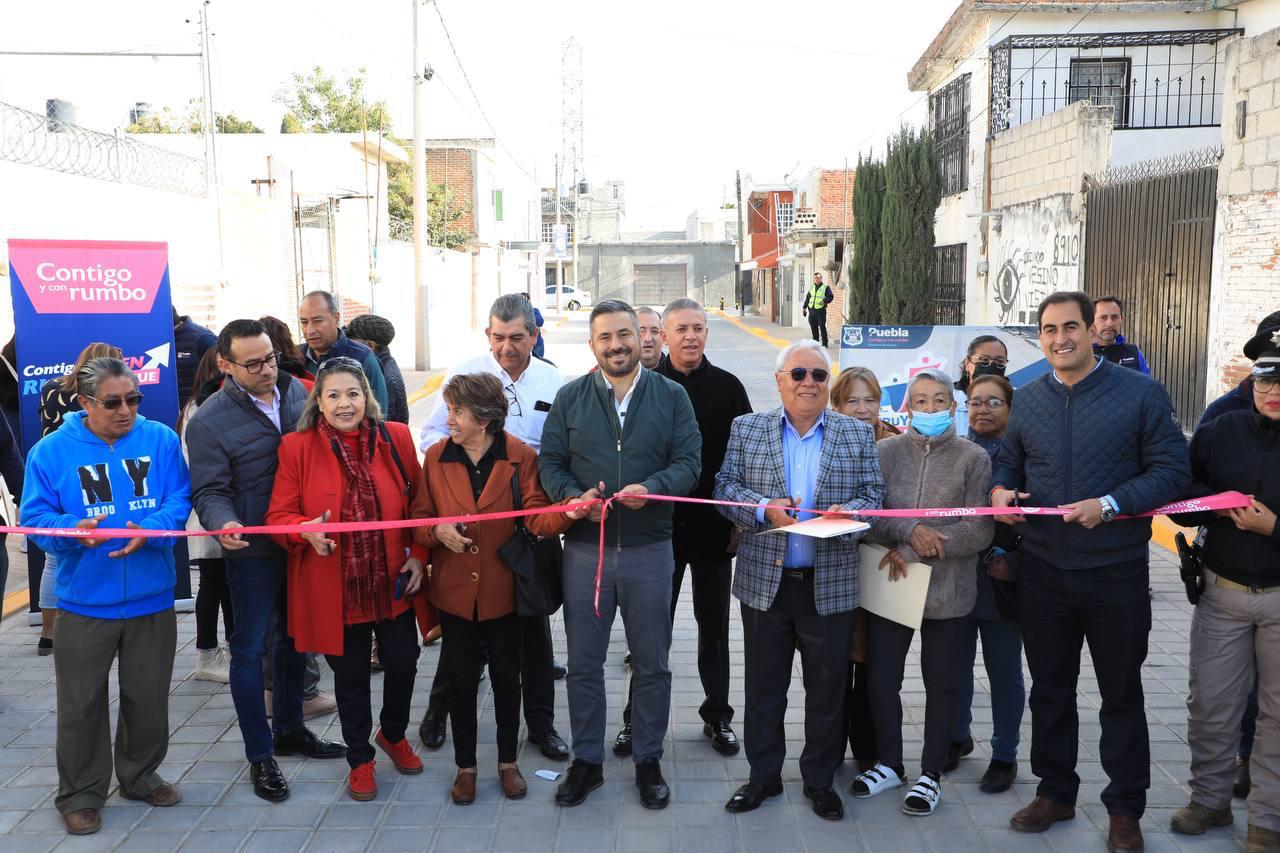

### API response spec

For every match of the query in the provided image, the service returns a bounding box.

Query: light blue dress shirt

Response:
[755,411,826,568]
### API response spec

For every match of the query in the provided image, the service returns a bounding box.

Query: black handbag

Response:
[497,467,564,618]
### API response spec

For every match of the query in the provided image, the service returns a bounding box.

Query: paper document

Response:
[857,543,933,630]
[757,517,870,539]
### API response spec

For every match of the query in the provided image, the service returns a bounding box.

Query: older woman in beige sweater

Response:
[850,368,993,817]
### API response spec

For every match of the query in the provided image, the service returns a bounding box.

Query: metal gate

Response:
[1083,147,1220,430]
[632,263,687,309]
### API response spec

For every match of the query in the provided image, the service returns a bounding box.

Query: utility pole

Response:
[735,170,745,316]
[412,0,432,369]
[560,37,582,304]
[555,154,563,312]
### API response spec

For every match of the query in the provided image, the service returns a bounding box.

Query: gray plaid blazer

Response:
[714,407,885,616]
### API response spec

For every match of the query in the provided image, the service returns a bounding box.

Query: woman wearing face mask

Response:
[949,374,1025,794]
[955,335,1009,394]
[851,369,993,817]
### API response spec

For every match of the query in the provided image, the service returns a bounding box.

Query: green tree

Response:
[126,98,262,134]
[847,153,885,323]
[879,126,940,324]
[276,66,472,247]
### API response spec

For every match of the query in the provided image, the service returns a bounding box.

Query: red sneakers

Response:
[348,760,377,801]
[376,729,424,775]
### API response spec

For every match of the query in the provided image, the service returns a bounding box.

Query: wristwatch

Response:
[1099,495,1119,523]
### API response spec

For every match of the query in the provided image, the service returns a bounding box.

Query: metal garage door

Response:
[632,263,687,309]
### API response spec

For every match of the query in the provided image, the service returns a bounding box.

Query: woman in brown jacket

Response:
[411,372,583,806]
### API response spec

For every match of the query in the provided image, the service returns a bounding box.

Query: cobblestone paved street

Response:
[0,311,1243,850]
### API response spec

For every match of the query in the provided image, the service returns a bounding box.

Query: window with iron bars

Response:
[930,74,971,196]
[1068,57,1131,127]
[934,244,966,325]
[541,220,573,243]
[775,201,794,235]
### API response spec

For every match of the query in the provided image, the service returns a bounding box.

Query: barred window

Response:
[775,201,794,235]
[934,243,966,325]
[930,74,971,196]
[1069,57,1131,128]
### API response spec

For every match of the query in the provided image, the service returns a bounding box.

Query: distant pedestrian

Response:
[803,272,834,348]
[1091,296,1150,374]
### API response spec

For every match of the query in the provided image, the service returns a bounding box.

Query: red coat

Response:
[412,433,573,622]
[266,420,430,656]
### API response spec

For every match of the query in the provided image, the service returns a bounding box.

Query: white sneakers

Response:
[850,763,906,799]
[194,646,231,683]
[850,764,942,816]
[902,774,942,816]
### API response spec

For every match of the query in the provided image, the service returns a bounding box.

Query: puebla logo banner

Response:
[9,239,179,452]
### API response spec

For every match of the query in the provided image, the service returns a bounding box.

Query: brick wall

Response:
[989,101,1113,210]
[425,148,476,234]
[816,169,854,230]
[1207,26,1280,402]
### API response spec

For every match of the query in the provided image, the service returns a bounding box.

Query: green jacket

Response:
[539,367,702,547]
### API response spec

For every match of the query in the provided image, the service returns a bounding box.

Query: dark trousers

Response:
[1242,676,1261,758]
[844,662,877,763]
[54,609,176,814]
[427,612,555,736]
[195,558,234,651]
[1020,552,1151,816]
[740,572,853,789]
[325,610,419,769]
[807,308,828,346]
[437,609,522,767]
[866,612,969,775]
[226,556,307,762]
[624,558,734,726]
[954,616,1025,763]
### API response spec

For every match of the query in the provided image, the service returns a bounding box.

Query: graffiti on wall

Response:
[989,195,1081,324]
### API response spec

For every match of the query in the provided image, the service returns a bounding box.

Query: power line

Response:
[431,0,533,178]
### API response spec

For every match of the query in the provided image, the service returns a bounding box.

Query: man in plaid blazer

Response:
[714,339,885,820]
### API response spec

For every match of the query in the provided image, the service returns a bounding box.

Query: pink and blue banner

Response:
[8,239,179,451]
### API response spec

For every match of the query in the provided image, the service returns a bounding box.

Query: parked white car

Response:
[544,285,591,311]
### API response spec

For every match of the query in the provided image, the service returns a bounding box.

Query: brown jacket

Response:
[412,432,573,621]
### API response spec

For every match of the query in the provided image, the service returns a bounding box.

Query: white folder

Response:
[857,543,933,630]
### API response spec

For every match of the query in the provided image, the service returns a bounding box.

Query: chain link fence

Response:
[0,100,207,197]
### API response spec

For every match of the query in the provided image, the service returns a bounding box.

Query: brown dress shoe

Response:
[1108,815,1144,852]
[451,770,477,805]
[62,808,101,835]
[499,766,527,800]
[143,784,182,807]
[1247,823,1280,852]
[1010,796,1076,832]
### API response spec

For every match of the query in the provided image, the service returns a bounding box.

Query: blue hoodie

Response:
[21,411,191,619]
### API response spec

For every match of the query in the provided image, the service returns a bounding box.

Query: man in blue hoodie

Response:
[21,357,191,836]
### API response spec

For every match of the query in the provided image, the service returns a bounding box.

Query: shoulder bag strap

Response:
[379,422,412,494]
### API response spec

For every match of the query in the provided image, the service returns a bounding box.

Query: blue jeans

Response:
[954,616,1025,763]
[226,556,306,762]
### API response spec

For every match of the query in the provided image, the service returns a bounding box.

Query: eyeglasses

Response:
[318,356,364,374]
[86,392,144,411]
[503,383,523,418]
[971,356,1009,368]
[1255,376,1280,393]
[969,396,1008,410]
[780,367,830,383]
[225,351,281,375]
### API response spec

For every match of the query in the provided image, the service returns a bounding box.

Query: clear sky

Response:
[0,0,960,227]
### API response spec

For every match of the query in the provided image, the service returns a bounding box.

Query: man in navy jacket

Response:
[991,291,1190,853]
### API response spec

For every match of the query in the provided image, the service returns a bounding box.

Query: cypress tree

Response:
[879,125,941,324]
[847,153,885,323]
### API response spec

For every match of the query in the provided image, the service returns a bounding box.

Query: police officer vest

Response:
[806,284,829,311]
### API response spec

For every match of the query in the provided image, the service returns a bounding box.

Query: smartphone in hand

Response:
[394,569,411,600]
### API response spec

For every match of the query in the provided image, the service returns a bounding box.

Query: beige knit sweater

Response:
[868,424,994,621]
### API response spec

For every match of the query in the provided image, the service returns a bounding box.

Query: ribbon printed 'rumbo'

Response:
[12,491,1252,618]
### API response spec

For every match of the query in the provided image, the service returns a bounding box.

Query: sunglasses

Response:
[971,356,1008,368]
[86,392,144,411]
[318,356,364,373]
[780,367,830,383]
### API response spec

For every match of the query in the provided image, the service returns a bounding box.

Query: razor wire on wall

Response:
[0,100,207,197]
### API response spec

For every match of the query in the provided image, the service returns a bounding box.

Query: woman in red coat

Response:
[266,356,427,803]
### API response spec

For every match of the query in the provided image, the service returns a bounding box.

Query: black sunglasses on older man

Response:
[86,392,145,410]
[780,367,830,383]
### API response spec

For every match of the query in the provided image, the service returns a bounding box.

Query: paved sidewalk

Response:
[0,313,1243,851]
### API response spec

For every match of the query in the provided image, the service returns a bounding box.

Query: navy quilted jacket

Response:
[991,358,1191,569]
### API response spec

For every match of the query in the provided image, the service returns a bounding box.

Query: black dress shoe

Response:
[552,659,568,680]
[979,759,1018,794]
[725,779,783,813]
[529,728,570,760]
[272,727,345,759]
[419,708,446,750]
[250,758,290,802]
[555,759,603,807]
[636,758,670,810]
[943,735,974,773]
[703,721,740,756]
[803,785,845,820]
[613,722,633,757]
